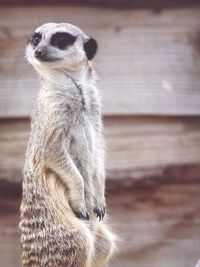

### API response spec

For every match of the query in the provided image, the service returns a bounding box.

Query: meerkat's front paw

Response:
[69,200,89,221]
[93,198,106,221]
[74,210,89,221]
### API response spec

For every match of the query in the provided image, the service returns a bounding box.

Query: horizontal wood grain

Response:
[1,117,200,184]
[1,6,200,117]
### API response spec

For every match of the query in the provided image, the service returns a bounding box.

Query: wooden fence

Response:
[1,3,200,267]
[1,5,200,186]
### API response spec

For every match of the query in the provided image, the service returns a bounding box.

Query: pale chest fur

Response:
[65,84,101,175]
[29,79,101,176]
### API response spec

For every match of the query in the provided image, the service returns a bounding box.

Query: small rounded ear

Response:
[84,38,98,60]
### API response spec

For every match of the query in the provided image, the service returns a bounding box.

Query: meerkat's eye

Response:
[50,32,76,50]
[31,32,42,46]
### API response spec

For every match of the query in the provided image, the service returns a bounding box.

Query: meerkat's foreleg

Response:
[45,144,89,220]
[92,144,106,221]
[80,166,96,216]
[93,170,106,221]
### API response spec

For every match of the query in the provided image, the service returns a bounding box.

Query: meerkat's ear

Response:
[84,38,98,60]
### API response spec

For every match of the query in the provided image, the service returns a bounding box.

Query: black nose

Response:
[35,48,46,60]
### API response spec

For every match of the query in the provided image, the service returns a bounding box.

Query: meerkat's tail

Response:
[44,170,85,225]
[93,223,117,266]
[44,170,117,267]
[43,170,95,267]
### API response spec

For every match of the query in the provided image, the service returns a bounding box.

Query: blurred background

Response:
[1,1,200,267]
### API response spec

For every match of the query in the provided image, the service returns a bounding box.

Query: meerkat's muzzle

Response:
[34,47,59,62]
[35,47,47,60]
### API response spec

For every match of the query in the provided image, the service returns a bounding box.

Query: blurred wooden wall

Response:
[1,2,200,190]
[1,2,200,267]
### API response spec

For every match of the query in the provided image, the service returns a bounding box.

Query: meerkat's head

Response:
[26,23,97,73]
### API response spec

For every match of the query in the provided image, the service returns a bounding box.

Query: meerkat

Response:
[19,23,116,267]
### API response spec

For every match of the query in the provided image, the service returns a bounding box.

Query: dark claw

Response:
[75,211,89,221]
[93,208,101,221]
[85,212,90,221]
[102,206,106,219]
[93,207,106,221]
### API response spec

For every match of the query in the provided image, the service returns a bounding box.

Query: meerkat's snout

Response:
[35,47,48,61]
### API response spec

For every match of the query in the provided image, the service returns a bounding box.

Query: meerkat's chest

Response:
[67,85,100,143]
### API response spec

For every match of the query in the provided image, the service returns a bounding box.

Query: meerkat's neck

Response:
[39,60,96,91]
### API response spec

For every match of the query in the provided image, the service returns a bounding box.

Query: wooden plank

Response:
[108,183,200,267]
[1,182,200,267]
[1,117,200,184]
[106,116,200,171]
[1,6,200,117]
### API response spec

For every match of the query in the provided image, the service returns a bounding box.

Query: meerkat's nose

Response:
[35,48,46,60]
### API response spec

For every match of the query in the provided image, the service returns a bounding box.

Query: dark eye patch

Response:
[30,32,42,46]
[50,32,76,50]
